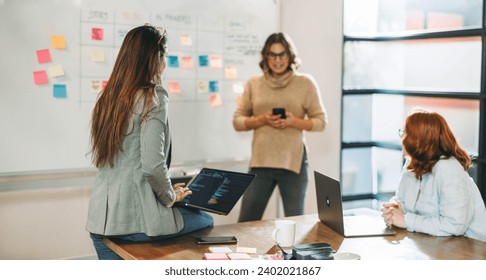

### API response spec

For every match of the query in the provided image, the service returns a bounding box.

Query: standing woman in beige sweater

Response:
[233,32,327,222]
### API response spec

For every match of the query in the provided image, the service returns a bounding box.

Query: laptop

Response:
[314,171,396,237]
[175,168,256,215]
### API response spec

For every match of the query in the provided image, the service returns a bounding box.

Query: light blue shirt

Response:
[396,157,486,242]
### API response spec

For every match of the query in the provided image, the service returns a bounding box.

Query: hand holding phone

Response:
[272,107,286,119]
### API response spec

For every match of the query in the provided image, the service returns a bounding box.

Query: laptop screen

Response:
[176,168,256,215]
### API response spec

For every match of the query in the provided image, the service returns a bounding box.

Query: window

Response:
[342,0,485,203]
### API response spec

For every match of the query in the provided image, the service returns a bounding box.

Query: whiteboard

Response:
[0,0,277,174]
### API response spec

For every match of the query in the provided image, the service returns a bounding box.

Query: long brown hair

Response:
[259,32,301,74]
[402,109,471,179]
[90,25,168,168]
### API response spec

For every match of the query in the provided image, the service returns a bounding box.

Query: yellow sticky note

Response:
[48,64,65,77]
[90,49,105,62]
[90,80,102,93]
[180,34,193,46]
[225,66,238,79]
[51,35,66,49]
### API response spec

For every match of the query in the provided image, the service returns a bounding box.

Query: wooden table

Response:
[104,212,486,260]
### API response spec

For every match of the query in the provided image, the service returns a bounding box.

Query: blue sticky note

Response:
[198,55,209,67]
[168,55,179,68]
[53,84,67,98]
[209,80,219,93]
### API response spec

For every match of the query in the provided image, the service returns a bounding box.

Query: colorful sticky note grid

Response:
[92,28,104,41]
[209,80,219,93]
[51,35,66,49]
[53,84,67,98]
[36,49,51,64]
[198,55,209,67]
[209,93,223,108]
[33,70,49,85]
[48,64,65,78]
[168,55,179,68]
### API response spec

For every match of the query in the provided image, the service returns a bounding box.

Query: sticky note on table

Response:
[204,253,229,260]
[51,35,66,49]
[33,70,49,85]
[36,49,51,64]
[227,253,252,260]
[208,246,233,253]
[53,84,67,98]
[236,246,257,254]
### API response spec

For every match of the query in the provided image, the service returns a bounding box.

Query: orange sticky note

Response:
[51,35,66,49]
[180,55,194,69]
[36,49,51,64]
[33,70,49,85]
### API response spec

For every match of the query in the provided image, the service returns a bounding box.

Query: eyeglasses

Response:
[398,128,405,138]
[267,51,288,60]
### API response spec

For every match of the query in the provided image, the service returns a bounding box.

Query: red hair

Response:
[402,109,471,179]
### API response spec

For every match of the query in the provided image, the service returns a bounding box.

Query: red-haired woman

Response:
[382,109,486,242]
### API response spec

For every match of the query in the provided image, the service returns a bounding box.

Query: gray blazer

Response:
[86,86,183,236]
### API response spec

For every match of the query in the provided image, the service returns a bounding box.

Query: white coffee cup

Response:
[272,220,296,247]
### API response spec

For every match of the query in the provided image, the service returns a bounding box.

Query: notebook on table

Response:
[314,171,396,237]
[175,168,256,215]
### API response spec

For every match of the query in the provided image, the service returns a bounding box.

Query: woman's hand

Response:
[381,199,406,228]
[172,183,192,202]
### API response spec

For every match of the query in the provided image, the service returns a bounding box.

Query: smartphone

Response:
[272,107,286,119]
[195,236,238,244]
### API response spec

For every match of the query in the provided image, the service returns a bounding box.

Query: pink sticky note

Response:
[168,81,181,94]
[33,70,48,85]
[92,28,104,41]
[204,253,229,260]
[36,49,51,64]
[209,93,223,108]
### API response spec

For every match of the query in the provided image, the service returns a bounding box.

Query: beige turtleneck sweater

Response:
[233,70,327,174]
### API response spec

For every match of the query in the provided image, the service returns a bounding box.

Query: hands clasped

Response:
[381,199,406,229]
[173,183,192,202]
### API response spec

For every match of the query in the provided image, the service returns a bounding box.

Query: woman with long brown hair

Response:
[382,109,486,242]
[86,24,213,260]
[233,32,327,222]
